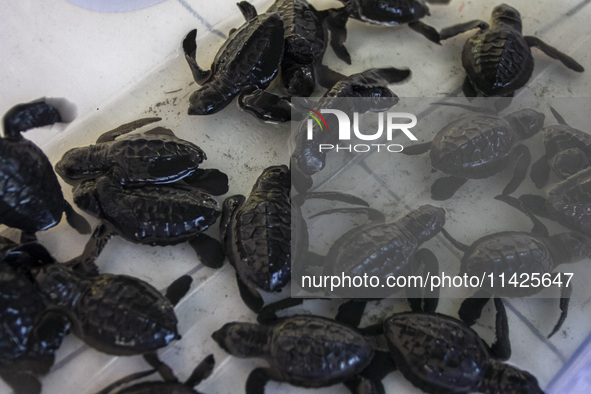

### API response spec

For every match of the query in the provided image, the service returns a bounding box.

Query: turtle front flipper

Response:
[525,36,585,72]
[164,275,193,306]
[548,285,572,338]
[95,117,161,143]
[2,100,63,138]
[315,63,347,91]
[323,8,352,65]
[402,141,431,155]
[182,29,214,85]
[408,20,441,44]
[237,0,258,21]
[406,248,439,313]
[489,297,511,360]
[335,300,368,328]
[458,289,491,326]
[519,194,552,219]
[439,20,489,40]
[502,144,531,196]
[64,222,113,276]
[246,367,276,394]
[354,350,397,394]
[185,354,216,388]
[530,155,551,188]
[430,175,468,200]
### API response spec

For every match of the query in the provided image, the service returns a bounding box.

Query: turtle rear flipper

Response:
[64,201,91,234]
[0,370,42,394]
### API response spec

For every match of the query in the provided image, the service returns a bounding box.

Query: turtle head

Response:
[552,232,591,263]
[484,360,543,394]
[550,148,590,180]
[212,322,269,358]
[491,4,523,32]
[254,165,290,193]
[506,109,545,140]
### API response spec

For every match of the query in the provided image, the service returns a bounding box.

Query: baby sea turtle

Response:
[403,105,545,200]
[531,107,591,188]
[56,118,228,268]
[55,118,210,187]
[212,314,380,393]
[0,236,70,394]
[220,165,371,312]
[333,0,451,45]
[521,166,591,238]
[1,99,90,237]
[236,0,355,122]
[364,310,543,393]
[182,1,285,115]
[443,195,590,338]
[291,67,411,192]
[440,3,584,97]
[72,179,224,268]
[31,263,192,356]
[265,0,351,95]
[319,204,444,304]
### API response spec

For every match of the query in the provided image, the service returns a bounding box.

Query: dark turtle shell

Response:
[460,231,554,297]
[0,136,66,233]
[429,115,518,179]
[546,167,591,236]
[222,165,291,292]
[268,315,373,387]
[269,0,326,65]
[73,177,220,246]
[0,263,48,362]
[384,312,491,393]
[541,124,591,179]
[323,205,445,280]
[340,0,430,25]
[186,9,285,115]
[33,265,179,355]
[56,133,207,186]
[463,27,534,97]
